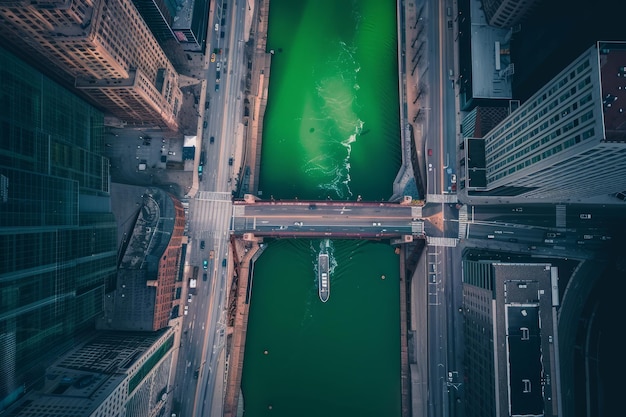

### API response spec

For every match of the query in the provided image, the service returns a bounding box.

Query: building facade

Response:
[462,260,561,417]
[4,329,176,417]
[464,41,626,201]
[481,0,541,28]
[0,0,183,131]
[0,47,118,411]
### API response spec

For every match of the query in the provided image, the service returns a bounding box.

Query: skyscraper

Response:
[0,47,117,411]
[0,0,183,131]
[480,0,542,28]
[463,41,626,201]
[461,259,561,417]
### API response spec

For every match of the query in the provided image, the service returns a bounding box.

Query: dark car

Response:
[193,369,199,379]
[203,121,207,129]
[210,136,215,143]
[228,157,233,166]
[222,259,227,267]
[200,240,205,249]
[220,31,225,39]
[203,273,208,281]
[215,84,219,91]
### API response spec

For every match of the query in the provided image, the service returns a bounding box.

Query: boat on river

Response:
[318,252,329,302]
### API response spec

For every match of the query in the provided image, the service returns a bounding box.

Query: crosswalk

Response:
[426,193,458,203]
[188,194,233,240]
[426,236,458,247]
[457,204,468,239]
[555,204,566,228]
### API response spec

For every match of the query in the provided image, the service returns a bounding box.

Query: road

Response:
[173,1,249,416]
[231,202,424,237]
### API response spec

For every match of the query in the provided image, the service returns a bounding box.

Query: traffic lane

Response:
[467,223,545,244]
[240,204,416,219]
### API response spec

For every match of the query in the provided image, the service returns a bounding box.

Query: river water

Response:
[241,1,401,415]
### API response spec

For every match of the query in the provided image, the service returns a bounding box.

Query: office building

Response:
[4,329,175,417]
[0,0,183,131]
[458,0,514,111]
[0,47,117,411]
[481,0,542,28]
[131,0,210,52]
[461,260,561,417]
[463,41,626,201]
[98,187,186,332]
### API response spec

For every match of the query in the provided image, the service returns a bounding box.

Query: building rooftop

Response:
[468,0,513,100]
[598,41,626,141]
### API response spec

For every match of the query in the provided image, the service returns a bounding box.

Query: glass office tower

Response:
[0,47,117,411]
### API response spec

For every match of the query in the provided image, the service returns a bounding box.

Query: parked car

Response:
[203,273,208,281]
[210,136,215,143]
[203,121,207,128]
[210,53,216,62]
[203,260,208,269]
[200,240,205,249]
[428,149,433,156]
[228,157,233,165]
[222,259,227,267]
[294,221,303,226]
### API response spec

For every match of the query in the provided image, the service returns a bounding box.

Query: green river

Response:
[242,0,402,416]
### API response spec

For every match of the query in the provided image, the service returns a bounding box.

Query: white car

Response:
[579,213,592,219]
[216,62,221,71]
[428,163,432,171]
[214,23,219,32]
[294,221,303,226]
[183,305,189,315]
[372,222,381,226]
[451,174,457,183]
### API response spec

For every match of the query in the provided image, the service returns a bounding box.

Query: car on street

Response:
[580,213,592,219]
[184,305,189,315]
[210,53,216,62]
[512,207,523,212]
[228,157,233,165]
[215,84,219,91]
[210,136,215,143]
[203,273,208,281]
[216,62,221,71]
[220,31,225,39]
[451,174,457,184]
[193,368,199,379]
[372,222,381,226]
[200,240,205,249]
[209,250,215,259]
[428,149,433,156]
[203,121,207,128]
[214,23,219,31]
[428,163,432,171]
[188,294,192,302]
[203,260,208,269]
[222,259,227,267]
[546,233,557,238]
[294,221,303,226]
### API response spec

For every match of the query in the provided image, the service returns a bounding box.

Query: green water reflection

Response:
[241,240,401,417]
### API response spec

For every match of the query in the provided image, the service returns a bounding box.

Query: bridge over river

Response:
[231,194,427,241]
